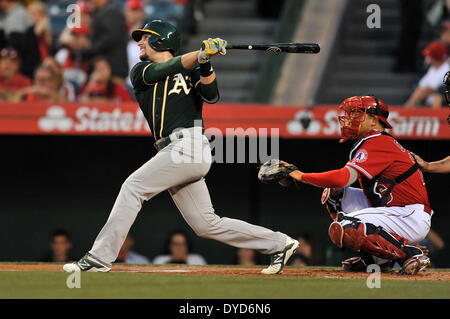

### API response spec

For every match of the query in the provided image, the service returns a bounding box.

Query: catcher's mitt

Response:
[258,159,298,184]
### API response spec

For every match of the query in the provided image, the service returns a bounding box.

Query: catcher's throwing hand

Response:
[258,159,299,184]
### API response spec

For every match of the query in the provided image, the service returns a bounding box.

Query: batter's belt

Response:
[154,127,204,151]
[154,131,184,151]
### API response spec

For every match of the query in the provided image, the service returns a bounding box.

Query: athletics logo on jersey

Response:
[168,73,191,96]
[353,149,368,163]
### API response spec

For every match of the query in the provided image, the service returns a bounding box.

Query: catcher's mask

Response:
[338,96,392,143]
[131,20,180,56]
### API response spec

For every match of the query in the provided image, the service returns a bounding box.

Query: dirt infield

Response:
[1,264,449,282]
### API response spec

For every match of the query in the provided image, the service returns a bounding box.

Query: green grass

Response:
[0,271,449,299]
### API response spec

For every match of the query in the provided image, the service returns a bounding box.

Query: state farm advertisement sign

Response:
[38,105,151,134]
[0,102,448,139]
[283,108,446,138]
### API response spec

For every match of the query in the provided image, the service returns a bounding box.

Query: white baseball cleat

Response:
[261,237,299,275]
[63,253,111,272]
[62,263,81,272]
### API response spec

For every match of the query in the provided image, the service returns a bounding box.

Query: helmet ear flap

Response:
[367,96,392,129]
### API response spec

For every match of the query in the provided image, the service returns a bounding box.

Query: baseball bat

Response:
[226,43,320,54]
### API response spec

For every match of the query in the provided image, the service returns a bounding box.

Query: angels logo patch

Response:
[353,149,368,163]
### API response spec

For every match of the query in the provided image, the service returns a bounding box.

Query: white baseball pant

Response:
[89,127,287,264]
[339,187,432,244]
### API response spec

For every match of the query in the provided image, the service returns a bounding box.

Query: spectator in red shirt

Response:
[0,47,31,101]
[15,64,66,102]
[42,56,77,102]
[78,56,132,102]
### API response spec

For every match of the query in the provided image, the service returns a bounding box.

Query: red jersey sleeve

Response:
[346,135,393,179]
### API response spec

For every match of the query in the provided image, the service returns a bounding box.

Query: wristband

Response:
[200,61,214,77]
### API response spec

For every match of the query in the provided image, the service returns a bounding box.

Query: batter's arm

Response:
[142,51,201,84]
[190,58,219,103]
[197,63,219,103]
[404,87,434,108]
[412,153,450,173]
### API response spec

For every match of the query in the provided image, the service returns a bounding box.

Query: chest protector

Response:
[349,132,420,207]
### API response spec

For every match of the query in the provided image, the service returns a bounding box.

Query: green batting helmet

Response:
[131,20,180,56]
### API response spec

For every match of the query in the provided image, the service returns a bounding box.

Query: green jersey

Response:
[130,57,219,140]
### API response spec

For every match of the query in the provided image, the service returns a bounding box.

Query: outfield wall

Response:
[1,135,448,267]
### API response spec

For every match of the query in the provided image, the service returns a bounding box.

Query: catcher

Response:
[259,96,432,275]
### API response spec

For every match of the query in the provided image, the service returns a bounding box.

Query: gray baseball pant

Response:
[89,127,287,264]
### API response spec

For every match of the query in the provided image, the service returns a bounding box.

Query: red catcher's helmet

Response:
[338,96,393,143]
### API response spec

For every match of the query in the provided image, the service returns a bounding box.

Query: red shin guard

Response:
[328,221,407,261]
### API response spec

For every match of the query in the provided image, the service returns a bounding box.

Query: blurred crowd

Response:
[400,0,450,108]
[0,0,197,103]
[2,0,450,108]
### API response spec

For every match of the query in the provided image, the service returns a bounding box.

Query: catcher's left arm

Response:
[258,159,358,188]
[257,159,298,187]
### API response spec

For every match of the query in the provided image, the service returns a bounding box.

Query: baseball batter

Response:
[260,96,432,275]
[63,20,298,275]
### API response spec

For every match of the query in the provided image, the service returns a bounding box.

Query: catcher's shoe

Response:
[342,257,368,272]
[399,245,430,275]
[261,237,299,275]
[63,253,111,272]
[321,187,343,220]
[342,254,395,273]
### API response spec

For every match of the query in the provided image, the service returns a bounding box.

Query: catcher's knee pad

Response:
[328,216,407,261]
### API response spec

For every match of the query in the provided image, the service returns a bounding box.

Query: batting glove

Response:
[199,38,227,62]
[198,50,211,64]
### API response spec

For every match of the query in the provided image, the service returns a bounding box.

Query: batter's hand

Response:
[200,38,227,59]
[198,38,228,63]
[410,152,429,171]
[198,50,211,64]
